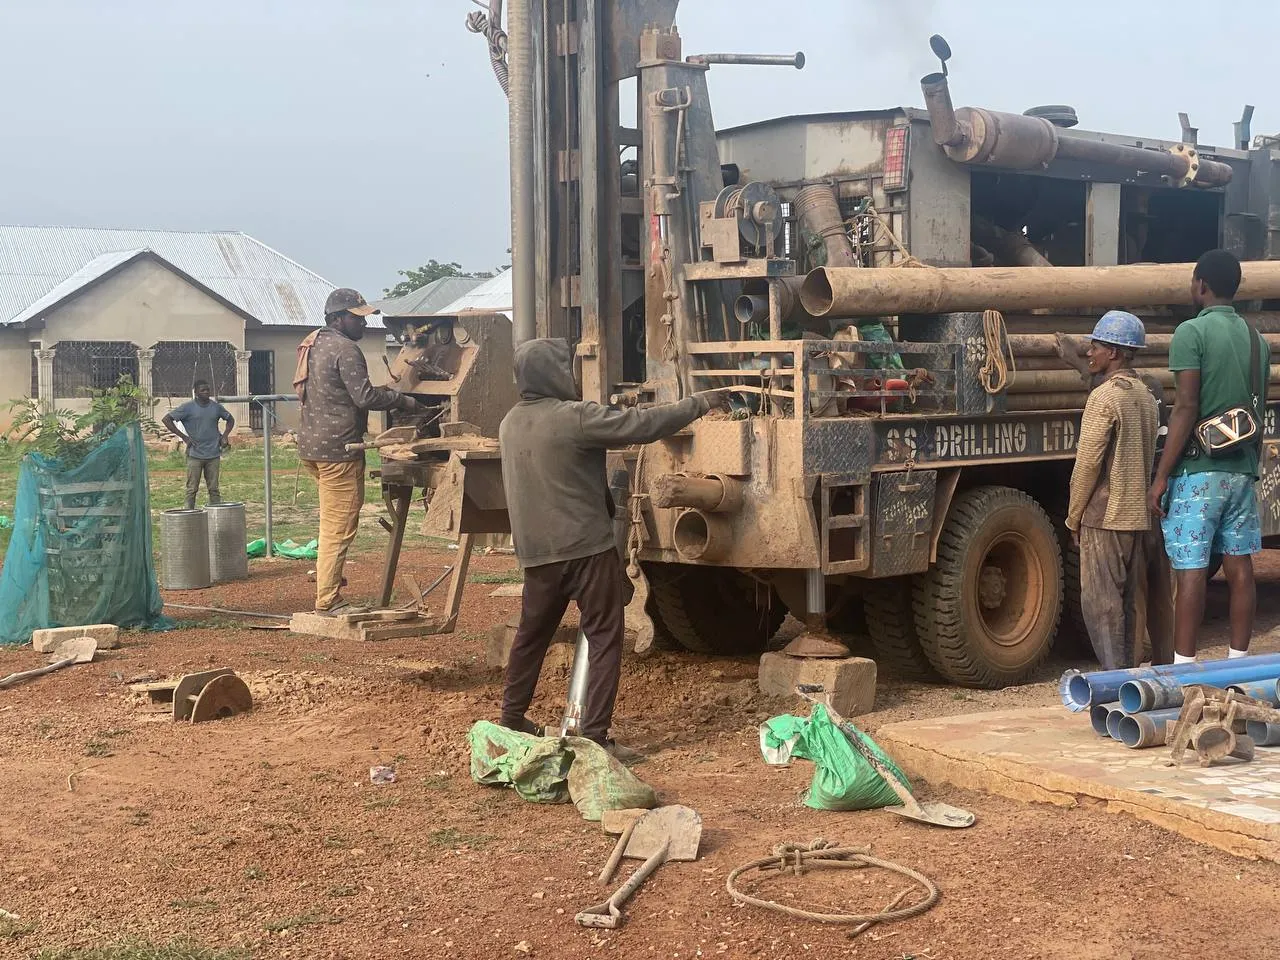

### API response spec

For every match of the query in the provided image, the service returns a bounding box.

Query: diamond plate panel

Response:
[869,470,937,577]
[687,419,752,475]
[802,419,873,481]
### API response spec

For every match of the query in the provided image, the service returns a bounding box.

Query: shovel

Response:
[0,638,98,690]
[796,683,974,829]
[576,804,702,929]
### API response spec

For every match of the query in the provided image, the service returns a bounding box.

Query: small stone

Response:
[531,891,544,900]
[514,941,533,954]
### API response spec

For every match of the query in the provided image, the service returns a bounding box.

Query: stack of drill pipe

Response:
[1060,653,1280,711]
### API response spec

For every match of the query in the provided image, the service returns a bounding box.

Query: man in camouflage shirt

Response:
[295,288,422,614]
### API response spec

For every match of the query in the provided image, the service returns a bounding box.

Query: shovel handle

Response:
[576,839,669,929]
[0,657,76,690]
[598,820,637,886]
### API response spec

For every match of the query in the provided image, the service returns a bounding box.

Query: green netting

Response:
[0,423,166,645]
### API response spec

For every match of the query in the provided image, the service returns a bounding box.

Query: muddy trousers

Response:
[185,456,221,510]
[1080,526,1147,671]
[302,458,365,611]
[501,550,626,744]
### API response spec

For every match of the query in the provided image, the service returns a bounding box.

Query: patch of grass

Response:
[301,653,332,664]
[169,899,219,912]
[126,809,151,827]
[428,827,495,849]
[98,727,131,739]
[363,795,401,810]
[327,885,359,898]
[84,739,113,758]
[0,914,35,940]
[243,864,266,881]
[421,773,452,791]
[262,912,342,934]
[321,834,349,849]
[467,571,524,585]
[34,941,247,960]
[189,823,210,836]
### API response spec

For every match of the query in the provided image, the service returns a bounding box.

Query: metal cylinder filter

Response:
[206,502,249,583]
[160,508,212,590]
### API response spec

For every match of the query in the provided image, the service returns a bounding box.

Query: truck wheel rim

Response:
[974,531,1044,647]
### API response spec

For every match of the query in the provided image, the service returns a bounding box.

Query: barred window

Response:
[152,341,237,397]
[52,341,139,398]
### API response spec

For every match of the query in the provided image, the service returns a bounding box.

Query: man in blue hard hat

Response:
[1066,311,1159,670]
[1149,251,1269,663]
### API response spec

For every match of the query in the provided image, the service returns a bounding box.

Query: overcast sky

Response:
[2,0,1277,297]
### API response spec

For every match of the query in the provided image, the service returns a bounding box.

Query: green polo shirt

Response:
[1168,304,1269,477]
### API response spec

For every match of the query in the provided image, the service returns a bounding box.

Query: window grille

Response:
[151,341,237,397]
[52,341,139,398]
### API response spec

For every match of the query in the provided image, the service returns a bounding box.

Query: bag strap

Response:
[1247,318,1265,452]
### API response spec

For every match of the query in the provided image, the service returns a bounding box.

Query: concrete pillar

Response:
[135,348,155,394]
[35,348,55,412]
[233,350,252,433]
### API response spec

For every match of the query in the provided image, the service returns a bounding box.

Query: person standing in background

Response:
[295,288,424,616]
[1149,250,1269,663]
[162,379,234,510]
[1065,312,1159,670]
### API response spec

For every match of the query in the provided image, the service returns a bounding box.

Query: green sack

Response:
[761,704,911,811]
[468,721,657,820]
[246,537,319,560]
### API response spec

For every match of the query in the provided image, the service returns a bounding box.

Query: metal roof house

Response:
[0,225,392,431]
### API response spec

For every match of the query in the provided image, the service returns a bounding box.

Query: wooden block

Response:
[289,612,450,642]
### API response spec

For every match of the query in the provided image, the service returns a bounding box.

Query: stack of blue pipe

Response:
[1060,653,1280,749]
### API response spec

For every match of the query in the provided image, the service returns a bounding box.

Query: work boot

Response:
[601,739,645,765]
[314,597,368,617]
[501,716,546,737]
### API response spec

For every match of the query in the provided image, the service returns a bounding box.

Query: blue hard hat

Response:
[1090,310,1146,349]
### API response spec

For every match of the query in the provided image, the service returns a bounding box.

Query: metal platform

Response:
[877,706,1280,863]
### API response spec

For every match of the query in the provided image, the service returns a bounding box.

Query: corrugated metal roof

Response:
[0,225,350,328]
[373,276,485,317]
[437,269,512,316]
[6,248,146,326]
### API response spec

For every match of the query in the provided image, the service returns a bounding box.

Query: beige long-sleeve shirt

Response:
[1067,371,1158,532]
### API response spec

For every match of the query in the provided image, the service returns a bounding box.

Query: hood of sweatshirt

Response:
[513,338,579,402]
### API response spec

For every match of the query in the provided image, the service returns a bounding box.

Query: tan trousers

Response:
[303,459,365,610]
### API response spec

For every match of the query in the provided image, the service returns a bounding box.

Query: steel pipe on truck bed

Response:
[799,262,1280,319]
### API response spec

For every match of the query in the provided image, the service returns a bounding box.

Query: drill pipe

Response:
[799,261,1280,319]
[1060,652,1280,711]
[1090,702,1123,738]
[1245,721,1280,746]
[1226,679,1280,706]
[1115,708,1183,749]
[1118,660,1280,713]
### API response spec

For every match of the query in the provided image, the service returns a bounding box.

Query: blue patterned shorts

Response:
[1161,472,1261,571]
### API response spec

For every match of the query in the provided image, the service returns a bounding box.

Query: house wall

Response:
[0,327,36,432]
[40,259,246,352]
[245,327,395,432]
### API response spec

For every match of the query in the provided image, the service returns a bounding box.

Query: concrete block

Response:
[757,652,877,717]
[32,624,120,653]
[485,617,578,669]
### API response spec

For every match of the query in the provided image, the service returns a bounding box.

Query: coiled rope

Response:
[979,308,1015,394]
[725,839,941,930]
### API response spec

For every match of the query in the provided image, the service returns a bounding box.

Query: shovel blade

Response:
[887,801,975,829]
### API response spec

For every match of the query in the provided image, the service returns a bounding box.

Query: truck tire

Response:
[913,486,1062,688]
[646,563,784,655]
[864,577,939,681]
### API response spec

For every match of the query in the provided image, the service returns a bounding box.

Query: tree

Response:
[383,259,495,299]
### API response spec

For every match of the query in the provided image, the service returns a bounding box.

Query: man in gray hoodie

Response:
[499,338,728,753]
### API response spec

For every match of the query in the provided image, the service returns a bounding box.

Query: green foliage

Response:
[34,942,247,960]
[383,258,496,299]
[5,376,161,465]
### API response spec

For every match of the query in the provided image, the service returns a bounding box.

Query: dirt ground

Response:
[5,547,1280,960]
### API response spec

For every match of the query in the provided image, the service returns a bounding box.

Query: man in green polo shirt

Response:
[1149,250,1269,663]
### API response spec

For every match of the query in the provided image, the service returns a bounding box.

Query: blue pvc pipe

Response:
[1119,660,1280,713]
[1105,706,1126,740]
[1115,708,1183,749]
[1245,721,1280,746]
[1060,652,1280,711]
[1090,702,1121,737]
[1227,680,1280,706]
